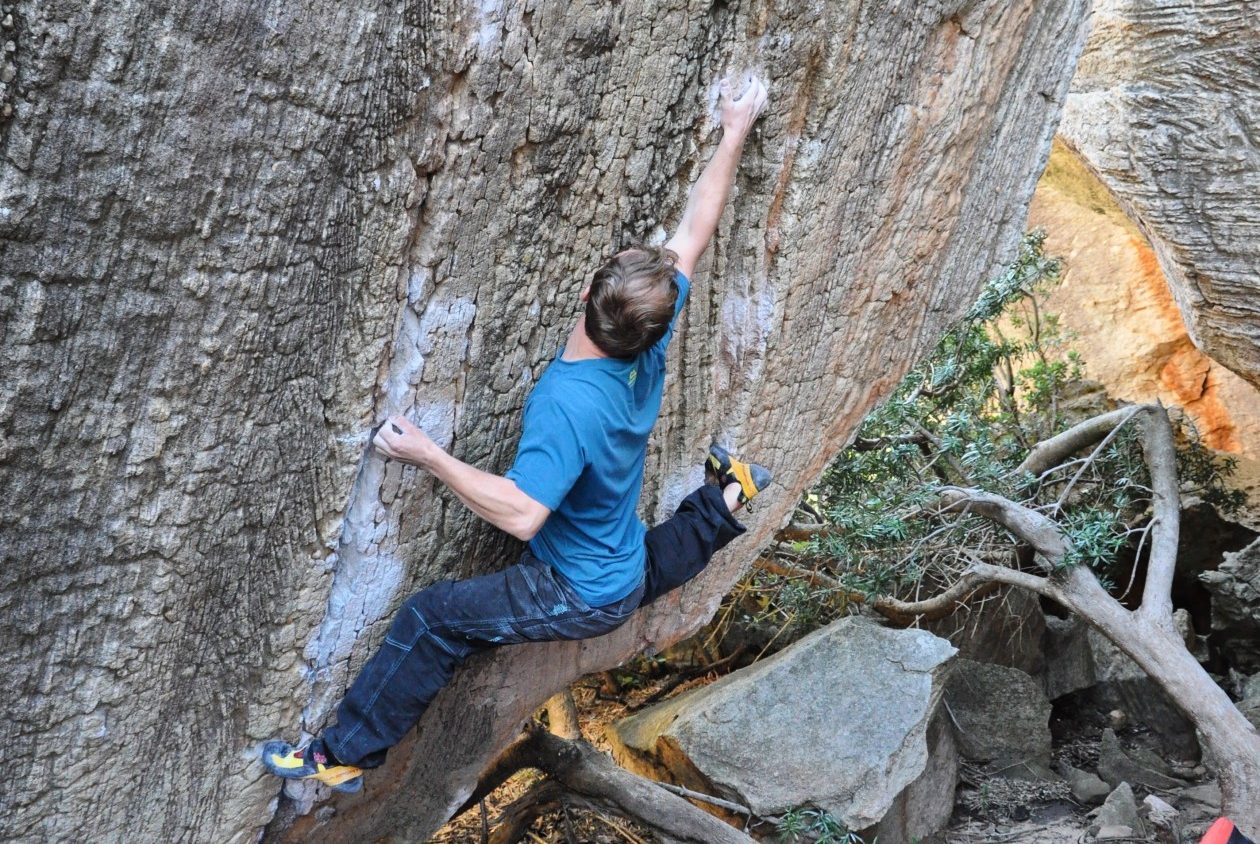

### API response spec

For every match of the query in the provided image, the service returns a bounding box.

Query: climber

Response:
[261,74,772,793]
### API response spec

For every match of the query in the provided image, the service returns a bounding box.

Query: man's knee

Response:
[390,583,450,644]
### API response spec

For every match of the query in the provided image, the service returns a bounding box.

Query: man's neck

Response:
[562,316,610,361]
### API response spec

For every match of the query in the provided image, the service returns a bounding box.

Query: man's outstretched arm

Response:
[373,415,550,542]
[666,76,769,280]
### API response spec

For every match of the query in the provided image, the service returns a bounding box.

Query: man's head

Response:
[583,244,680,359]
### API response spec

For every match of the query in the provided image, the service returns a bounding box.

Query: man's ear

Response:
[579,285,591,302]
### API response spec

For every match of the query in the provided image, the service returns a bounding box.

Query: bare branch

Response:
[1015,406,1141,479]
[935,487,1070,568]
[872,571,1002,623]
[1137,403,1180,624]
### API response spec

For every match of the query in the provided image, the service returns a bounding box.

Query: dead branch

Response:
[461,725,756,844]
[487,780,566,844]
[1136,404,1180,623]
[851,432,930,451]
[1015,406,1139,478]
[935,487,1069,567]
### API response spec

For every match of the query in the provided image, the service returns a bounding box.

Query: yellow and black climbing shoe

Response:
[706,443,772,505]
[261,740,364,793]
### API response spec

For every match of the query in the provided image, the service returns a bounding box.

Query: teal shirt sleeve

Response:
[505,396,587,511]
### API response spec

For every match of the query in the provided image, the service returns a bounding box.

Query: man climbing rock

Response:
[262,75,771,793]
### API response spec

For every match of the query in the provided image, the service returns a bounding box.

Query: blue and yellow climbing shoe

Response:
[706,444,772,505]
[261,740,364,793]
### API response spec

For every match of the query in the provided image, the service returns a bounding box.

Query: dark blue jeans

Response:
[322,484,744,768]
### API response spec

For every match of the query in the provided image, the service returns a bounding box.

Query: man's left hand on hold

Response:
[373,414,438,468]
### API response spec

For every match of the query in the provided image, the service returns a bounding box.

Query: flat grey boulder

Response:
[944,659,1052,772]
[607,617,956,831]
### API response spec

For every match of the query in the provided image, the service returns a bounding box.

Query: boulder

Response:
[1064,763,1112,806]
[944,659,1052,773]
[869,710,959,844]
[925,587,1046,676]
[607,617,956,831]
[1142,794,1182,844]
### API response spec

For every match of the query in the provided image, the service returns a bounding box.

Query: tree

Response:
[791,234,1260,833]
[0,2,1093,841]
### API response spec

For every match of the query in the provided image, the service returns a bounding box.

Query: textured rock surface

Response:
[871,710,960,844]
[944,659,1052,770]
[1058,0,1260,389]
[926,586,1046,676]
[1029,141,1260,463]
[1202,538,1260,672]
[606,618,956,830]
[0,1,1092,840]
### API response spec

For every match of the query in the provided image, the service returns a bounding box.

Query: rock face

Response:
[1028,141,1260,462]
[607,618,957,831]
[943,659,1052,771]
[1202,538,1260,672]
[1058,0,1260,390]
[0,1,1093,840]
[926,587,1046,676]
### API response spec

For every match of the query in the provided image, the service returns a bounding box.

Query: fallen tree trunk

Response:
[0,0,1091,840]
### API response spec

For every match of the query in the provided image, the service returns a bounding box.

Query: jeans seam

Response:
[336,610,431,751]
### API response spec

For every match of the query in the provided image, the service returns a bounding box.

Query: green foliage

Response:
[775,806,869,844]
[768,230,1243,621]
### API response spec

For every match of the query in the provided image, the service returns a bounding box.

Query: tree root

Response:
[459,723,756,844]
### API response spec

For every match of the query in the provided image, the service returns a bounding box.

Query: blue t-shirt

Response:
[505,270,691,606]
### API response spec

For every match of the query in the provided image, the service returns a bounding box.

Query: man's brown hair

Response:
[585,244,680,360]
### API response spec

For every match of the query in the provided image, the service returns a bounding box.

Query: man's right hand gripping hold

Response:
[261,75,772,794]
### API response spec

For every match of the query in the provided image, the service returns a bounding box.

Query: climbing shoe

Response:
[706,443,772,505]
[261,740,364,793]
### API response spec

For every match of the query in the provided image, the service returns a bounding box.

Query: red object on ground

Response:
[1201,818,1257,844]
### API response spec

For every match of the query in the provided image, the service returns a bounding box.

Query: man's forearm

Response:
[676,134,746,250]
[421,448,544,541]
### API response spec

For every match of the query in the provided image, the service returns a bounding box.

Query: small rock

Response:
[1108,709,1129,730]
[1179,782,1222,812]
[1093,783,1143,837]
[1095,825,1135,841]
[1243,673,1260,701]
[2,14,12,29]
[1097,729,1186,791]
[1142,794,1181,844]
[1064,763,1111,805]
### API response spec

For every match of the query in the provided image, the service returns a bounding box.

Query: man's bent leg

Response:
[322,554,641,768]
[641,484,746,606]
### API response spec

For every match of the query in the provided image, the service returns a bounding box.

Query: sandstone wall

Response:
[0,1,1091,840]
[1058,0,1260,389]
[1030,141,1260,472]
